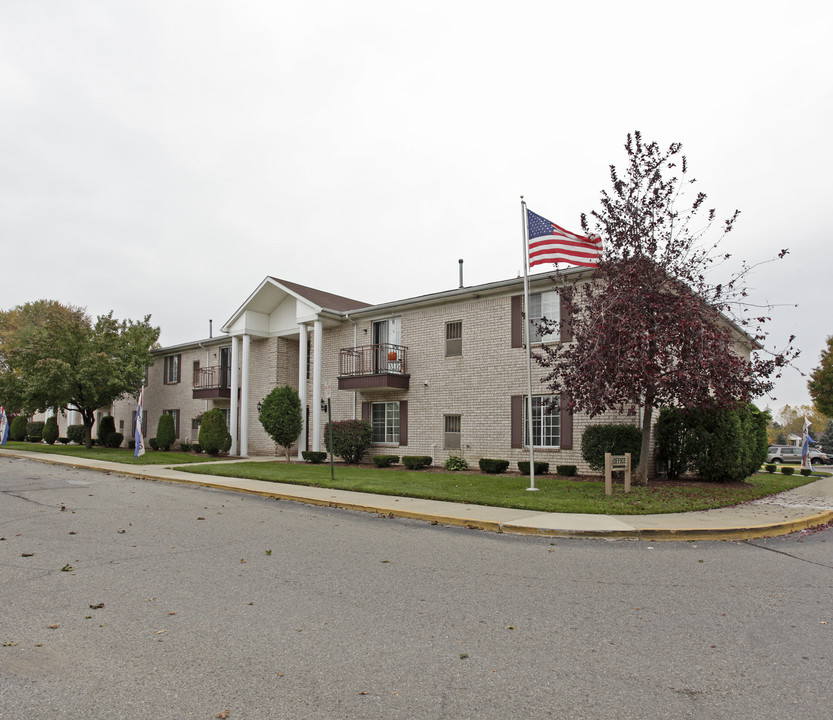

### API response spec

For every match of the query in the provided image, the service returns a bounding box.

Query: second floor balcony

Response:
[337,343,410,391]
[193,365,231,399]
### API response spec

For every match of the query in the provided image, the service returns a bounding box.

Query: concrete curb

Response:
[3,448,833,541]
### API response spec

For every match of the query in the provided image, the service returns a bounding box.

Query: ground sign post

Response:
[605,452,632,496]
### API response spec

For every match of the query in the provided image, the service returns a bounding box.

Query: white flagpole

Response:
[521,197,538,491]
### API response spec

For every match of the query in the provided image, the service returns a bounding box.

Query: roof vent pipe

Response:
[458,258,463,288]
[209,319,213,338]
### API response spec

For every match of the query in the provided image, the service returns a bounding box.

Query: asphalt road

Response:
[1,457,832,720]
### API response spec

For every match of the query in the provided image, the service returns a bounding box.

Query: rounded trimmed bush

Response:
[302,451,327,464]
[479,458,510,474]
[402,455,432,470]
[518,461,549,475]
[765,463,777,474]
[781,466,795,476]
[106,432,124,449]
[555,464,577,476]
[373,454,399,468]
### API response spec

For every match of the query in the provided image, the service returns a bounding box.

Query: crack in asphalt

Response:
[745,540,833,570]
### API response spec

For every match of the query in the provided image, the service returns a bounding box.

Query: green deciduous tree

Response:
[259,385,302,462]
[0,300,159,449]
[809,336,833,417]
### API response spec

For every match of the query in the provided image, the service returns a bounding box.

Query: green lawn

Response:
[0,441,220,465]
[179,461,824,515]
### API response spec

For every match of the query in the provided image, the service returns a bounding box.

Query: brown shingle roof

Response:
[269,277,371,312]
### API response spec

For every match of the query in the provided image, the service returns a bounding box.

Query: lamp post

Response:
[323,383,334,481]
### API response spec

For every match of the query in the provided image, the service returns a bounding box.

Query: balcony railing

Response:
[338,343,409,391]
[193,365,231,399]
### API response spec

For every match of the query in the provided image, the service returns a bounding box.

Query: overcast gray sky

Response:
[1,0,830,411]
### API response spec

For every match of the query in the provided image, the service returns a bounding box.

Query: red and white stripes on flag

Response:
[526,208,602,269]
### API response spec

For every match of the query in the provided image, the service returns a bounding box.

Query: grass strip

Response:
[0,442,219,465]
[178,461,822,515]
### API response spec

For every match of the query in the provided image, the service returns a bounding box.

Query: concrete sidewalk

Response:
[3,448,833,540]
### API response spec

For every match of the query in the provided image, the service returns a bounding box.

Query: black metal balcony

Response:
[337,343,409,391]
[193,365,231,399]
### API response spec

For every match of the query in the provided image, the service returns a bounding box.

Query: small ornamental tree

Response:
[198,408,231,456]
[324,419,372,464]
[535,131,796,484]
[808,336,833,417]
[156,414,176,451]
[259,385,302,462]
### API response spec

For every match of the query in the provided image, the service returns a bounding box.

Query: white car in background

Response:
[766,445,828,465]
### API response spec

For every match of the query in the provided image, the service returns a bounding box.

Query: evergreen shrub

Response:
[198,408,232,456]
[97,416,116,446]
[26,421,45,442]
[479,458,510,474]
[517,461,549,475]
[148,437,159,451]
[655,403,768,483]
[43,416,60,445]
[156,414,176,451]
[58,437,70,445]
[781,466,795,476]
[106,432,124,449]
[373,454,399,468]
[800,468,813,477]
[10,416,27,442]
[582,424,642,472]
[301,451,327,463]
[765,464,777,473]
[402,455,432,470]
[67,424,86,444]
[556,464,577,476]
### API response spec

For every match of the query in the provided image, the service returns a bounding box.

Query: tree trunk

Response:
[636,395,655,485]
[84,420,94,450]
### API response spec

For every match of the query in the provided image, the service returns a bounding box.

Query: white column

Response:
[240,333,251,457]
[311,319,323,451]
[230,335,240,455]
[297,324,308,460]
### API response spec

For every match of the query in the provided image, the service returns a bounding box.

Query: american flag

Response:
[527,209,602,268]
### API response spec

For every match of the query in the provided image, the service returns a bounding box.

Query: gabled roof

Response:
[220,277,371,335]
[268,277,371,313]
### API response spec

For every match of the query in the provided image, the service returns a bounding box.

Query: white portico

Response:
[220,277,369,457]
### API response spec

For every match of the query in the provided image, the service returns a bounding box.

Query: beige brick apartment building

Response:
[47,268,752,474]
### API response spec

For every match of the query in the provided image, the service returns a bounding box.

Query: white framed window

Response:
[220,408,231,431]
[528,291,559,343]
[524,395,560,448]
[164,354,181,384]
[372,402,400,444]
